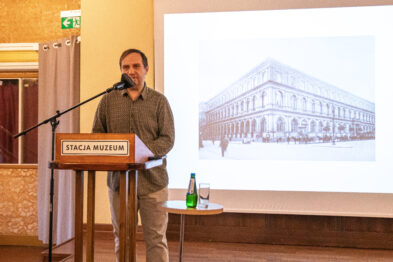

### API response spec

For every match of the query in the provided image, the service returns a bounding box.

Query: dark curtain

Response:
[22,79,38,163]
[0,80,19,163]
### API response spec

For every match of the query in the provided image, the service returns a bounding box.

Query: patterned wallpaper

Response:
[0,166,38,236]
[0,0,80,43]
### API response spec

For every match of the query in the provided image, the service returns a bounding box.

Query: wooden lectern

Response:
[50,133,163,262]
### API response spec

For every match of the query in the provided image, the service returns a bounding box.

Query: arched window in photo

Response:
[291,118,298,132]
[245,120,250,135]
[277,117,285,133]
[318,121,323,132]
[318,101,322,114]
[310,120,316,133]
[260,118,266,134]
[302,97,307,112]
[261,91,266,108]
[276,91,283,108]
[291,95,297,110]
[300,119,308,133]
[251,119,256,136]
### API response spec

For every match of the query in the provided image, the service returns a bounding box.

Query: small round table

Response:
[160,200,223,262]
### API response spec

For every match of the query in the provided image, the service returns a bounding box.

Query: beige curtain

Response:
[37,36,80,245]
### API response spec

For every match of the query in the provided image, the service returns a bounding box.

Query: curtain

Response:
[0,80,19,163]
[22,79,38,163]
[37,36,80,245]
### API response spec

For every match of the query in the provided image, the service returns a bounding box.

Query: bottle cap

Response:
[191,173,195,177]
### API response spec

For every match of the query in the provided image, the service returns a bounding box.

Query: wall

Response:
[0,165,42,245]
[0,0,81,246]
[1,0,154,237]
[0,0,80,43]
[3,0,392,250]
[80,0,154,224]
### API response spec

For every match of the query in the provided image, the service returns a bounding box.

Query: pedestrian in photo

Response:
[220,135,229,157]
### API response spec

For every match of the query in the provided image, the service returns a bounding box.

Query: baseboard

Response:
[19,212,393,251]
[0,235,45,246]
[166,213,393,250]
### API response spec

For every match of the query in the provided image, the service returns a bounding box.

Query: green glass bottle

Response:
[186,173,197,208]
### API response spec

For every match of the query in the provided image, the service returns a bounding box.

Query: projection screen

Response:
[154,0,393,217]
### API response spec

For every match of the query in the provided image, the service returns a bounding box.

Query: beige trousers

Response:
[108,186,169,262]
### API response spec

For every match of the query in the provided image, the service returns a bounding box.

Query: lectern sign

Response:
[61,140,129,156]
[55,133,153,164]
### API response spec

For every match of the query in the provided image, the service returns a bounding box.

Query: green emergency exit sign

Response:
[61,10,81,29]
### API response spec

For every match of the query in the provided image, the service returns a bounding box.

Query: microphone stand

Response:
[14,85,123,262]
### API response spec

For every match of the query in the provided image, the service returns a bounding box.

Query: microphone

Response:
[112,73,135,90]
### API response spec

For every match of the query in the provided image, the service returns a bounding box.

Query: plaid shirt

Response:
[92,85,175,195]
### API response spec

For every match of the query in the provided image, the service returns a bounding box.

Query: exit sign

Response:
[61,10,81,29]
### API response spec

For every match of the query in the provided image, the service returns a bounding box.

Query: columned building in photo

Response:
[199,59,375,142]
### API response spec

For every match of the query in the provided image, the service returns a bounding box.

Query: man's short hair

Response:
[119,49,148,68]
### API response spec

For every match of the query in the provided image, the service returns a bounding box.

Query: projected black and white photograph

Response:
[162,5,393,192]
[198,36,375,161]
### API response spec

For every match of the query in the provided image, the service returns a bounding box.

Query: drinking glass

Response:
[198,183,210,208]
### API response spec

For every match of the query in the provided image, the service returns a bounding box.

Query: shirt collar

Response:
[122,83,148,100]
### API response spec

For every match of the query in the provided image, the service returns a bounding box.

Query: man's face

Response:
[120,52,149,90]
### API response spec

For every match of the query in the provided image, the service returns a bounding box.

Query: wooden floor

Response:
[1,239,393,262]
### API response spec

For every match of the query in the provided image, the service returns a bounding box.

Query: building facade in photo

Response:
[199,59,375,143]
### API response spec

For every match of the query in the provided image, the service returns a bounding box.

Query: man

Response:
[220,134,228,157]
[92,49,175,262]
